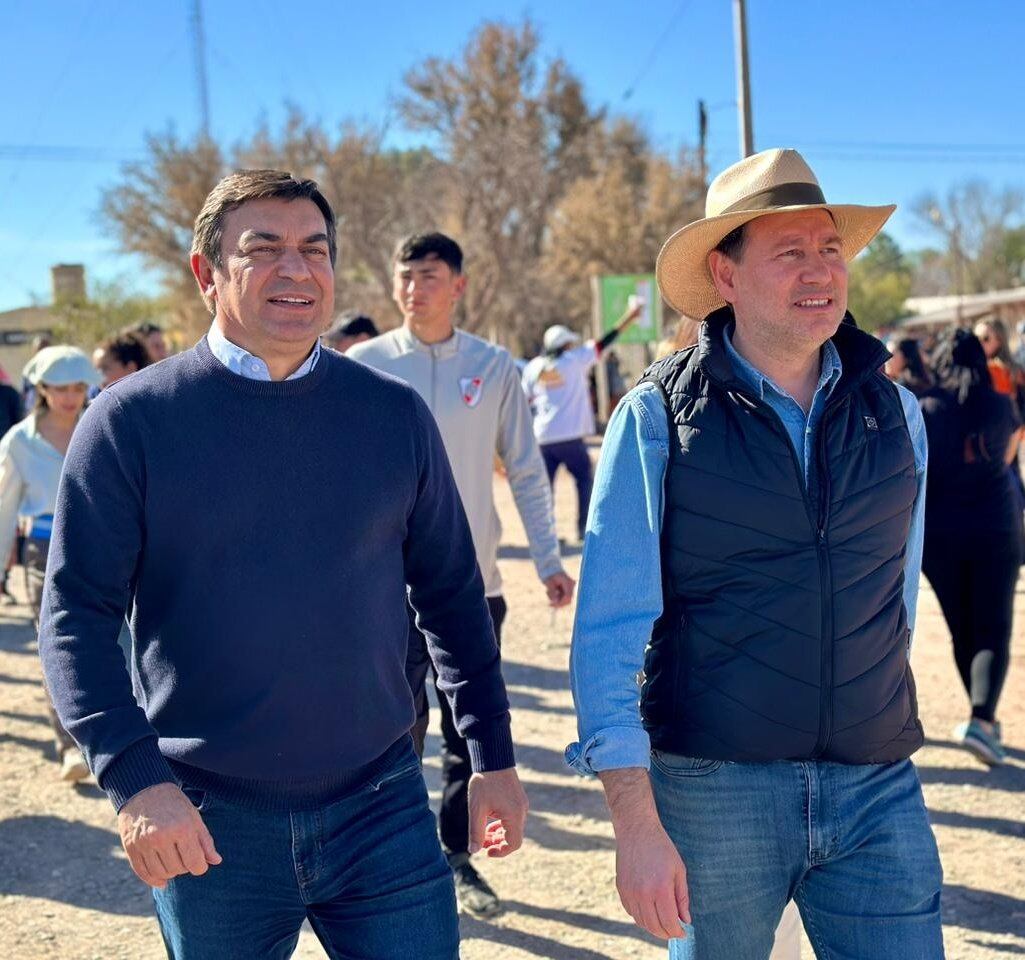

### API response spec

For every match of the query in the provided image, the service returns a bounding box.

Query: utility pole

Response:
[190,0,211,140]
[697,99,708,189]
[733,0,754,158]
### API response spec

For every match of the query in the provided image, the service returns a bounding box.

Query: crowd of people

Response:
[0,148,1017,960]
[0,324,170,779]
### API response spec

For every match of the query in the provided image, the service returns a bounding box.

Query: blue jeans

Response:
[153,740,458,959]
[651,754,944,960]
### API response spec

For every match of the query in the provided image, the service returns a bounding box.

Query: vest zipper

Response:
[713,382,844,757]
[811,408,837,755]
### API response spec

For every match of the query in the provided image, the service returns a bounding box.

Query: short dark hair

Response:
[393,232,463,274]
[713,224,747,262]
[326,312,378,341]
[192,169,337,271]
[99,332,152,370]
[131,322,164,337]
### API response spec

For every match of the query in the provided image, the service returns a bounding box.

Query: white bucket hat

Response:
[656,148,896,319]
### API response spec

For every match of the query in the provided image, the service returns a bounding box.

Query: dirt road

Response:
[1,462,1022,958]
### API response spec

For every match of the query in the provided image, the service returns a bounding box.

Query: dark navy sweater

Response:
[38,338,513,810]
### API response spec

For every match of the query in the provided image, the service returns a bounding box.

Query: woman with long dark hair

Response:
[0,347,100,781]
[885,337,933,396]
[920,329,1021,764]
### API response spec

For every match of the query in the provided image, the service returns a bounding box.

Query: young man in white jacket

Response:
[349,233,574,917]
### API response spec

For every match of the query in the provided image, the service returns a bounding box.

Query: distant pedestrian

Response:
[92,331,152,389]
[350,231,570,917]
[324,311,379,353]
[522,303,641,542]
[654,315,701,360]
[131,322,171,362]
[1,346,99,781]
[885,337,933,396]
[975,318,1024,402]
[920,328,1022,765]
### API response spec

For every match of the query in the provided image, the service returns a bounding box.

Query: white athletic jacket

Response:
[349,326,563,596]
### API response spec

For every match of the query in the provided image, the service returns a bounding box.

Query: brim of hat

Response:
[655,202,896,319]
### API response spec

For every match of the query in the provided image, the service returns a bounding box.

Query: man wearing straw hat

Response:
[568,148,940,958]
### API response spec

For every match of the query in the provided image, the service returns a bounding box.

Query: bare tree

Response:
[543,120,705,338]
[100,132,224,339]
[398,20,603,348]
[100,115,443,340]
[911,181,1025,294]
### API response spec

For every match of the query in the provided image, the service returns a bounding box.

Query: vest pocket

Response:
[651,750,724,778]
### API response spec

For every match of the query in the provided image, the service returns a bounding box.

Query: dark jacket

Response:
[640,309,923,763]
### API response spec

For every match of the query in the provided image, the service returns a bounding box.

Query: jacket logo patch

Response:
[460,377,484,408]
[864,416,879,431]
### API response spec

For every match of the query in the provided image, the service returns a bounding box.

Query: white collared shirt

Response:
[206,324,321,381]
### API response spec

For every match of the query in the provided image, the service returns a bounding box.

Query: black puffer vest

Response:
[640,309,924,763]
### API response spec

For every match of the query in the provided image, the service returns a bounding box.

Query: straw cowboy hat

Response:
[656,147,896,319]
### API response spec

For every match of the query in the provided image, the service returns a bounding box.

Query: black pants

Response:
[923,528,1020,722]
[407,595,507,857]
[540,438,593,539]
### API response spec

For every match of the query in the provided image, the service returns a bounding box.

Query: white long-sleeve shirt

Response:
[350,326,563,596]
[0,414,67,560]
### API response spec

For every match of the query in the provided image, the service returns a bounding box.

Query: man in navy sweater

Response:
[38,169,527,960]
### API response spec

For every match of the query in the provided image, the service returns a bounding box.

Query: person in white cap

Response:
[567,148,941,959]
[1,346,101,781]
[522,303,642,541]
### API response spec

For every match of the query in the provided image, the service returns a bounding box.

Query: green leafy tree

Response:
[50,279,170,351]
[846,233,912,332]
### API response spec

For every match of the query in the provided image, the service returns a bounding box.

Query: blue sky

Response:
[2,0,1023,311]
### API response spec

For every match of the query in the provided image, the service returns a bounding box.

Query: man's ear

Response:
[190,253,217,303]
[452,273,468,303]
[707,250,738,305]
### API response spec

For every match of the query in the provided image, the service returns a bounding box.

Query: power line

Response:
[622,0,694,100]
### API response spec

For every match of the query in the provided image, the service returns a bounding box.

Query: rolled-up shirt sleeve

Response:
[566,383,668,775]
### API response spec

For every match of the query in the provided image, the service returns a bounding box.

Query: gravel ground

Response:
[1,448,1023,959]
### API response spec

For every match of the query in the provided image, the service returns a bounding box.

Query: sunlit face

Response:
[145,331,169,361]
[192,197,334,354]
[884,344,907,379]
[92,348,137,389]
[974,322,1000,359]
[38,381,88,415]
[709,209,848,354]
[391,254,466,329]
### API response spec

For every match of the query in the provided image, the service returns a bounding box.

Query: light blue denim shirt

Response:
[206,324,320,380]
[566,326,928,775]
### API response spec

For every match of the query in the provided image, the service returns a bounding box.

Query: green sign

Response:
[599,274,661,344]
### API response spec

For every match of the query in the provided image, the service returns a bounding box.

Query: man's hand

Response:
[599,767,690,941]
[467,767,529,858]
[543,571,575,608]
[613,817,690,940]
[117,782,222,889]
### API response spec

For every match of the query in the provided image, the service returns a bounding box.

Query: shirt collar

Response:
[206,323,320,381]
[393,324,462,358]
[723,323,842,405]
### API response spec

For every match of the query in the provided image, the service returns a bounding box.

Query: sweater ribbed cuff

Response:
[465,719,516,773]
[536,556,566,582]
[100,738,178,812]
